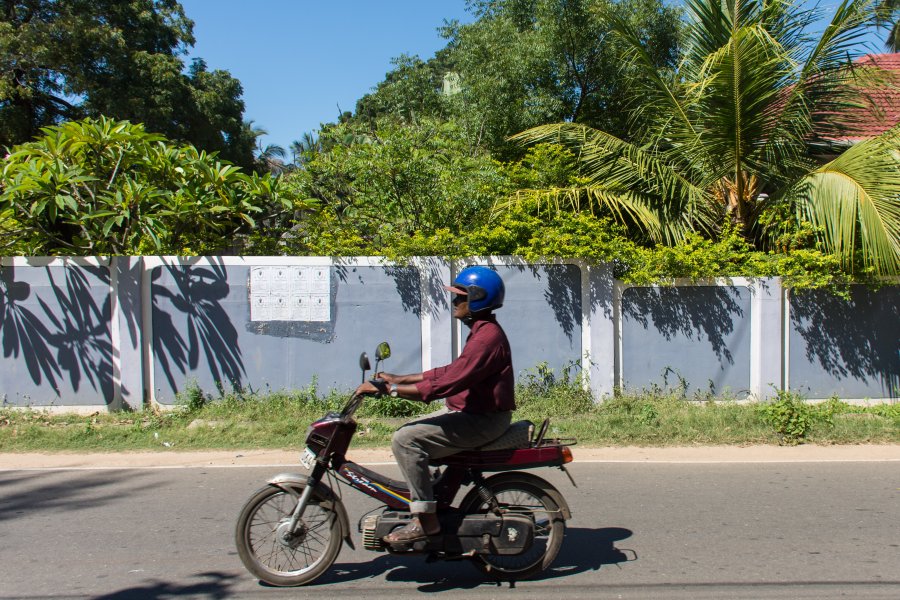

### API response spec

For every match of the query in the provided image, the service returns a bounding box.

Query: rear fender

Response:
[471,471,572,520]
[267,473,355,550]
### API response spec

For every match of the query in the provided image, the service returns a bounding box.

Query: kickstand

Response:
[560,465,577,488]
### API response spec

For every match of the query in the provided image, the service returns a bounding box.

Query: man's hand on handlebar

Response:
[355,379,388,397]
[374,372,397,384]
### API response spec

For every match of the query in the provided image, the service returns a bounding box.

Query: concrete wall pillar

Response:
[416,257,453,371]
[588,262,616,399]
[111,257,144,411]
[750,277,784,400]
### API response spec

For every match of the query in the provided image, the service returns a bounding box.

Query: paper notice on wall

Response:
[250,266,331,322]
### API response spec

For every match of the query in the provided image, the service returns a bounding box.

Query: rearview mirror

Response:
[359,352,371,371]
[375,342,391,361]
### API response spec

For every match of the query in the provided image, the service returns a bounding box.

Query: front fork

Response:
[286,463,325,533]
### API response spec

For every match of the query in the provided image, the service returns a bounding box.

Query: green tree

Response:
[0,1,254,167]
[355,53,454,125]
[279,118,506,254]
[353,0,681,156]
[290,132,322,166]
[458,0,680,130]
[243,121,288,175]
[513,0,900,275]
[0,117,289,255]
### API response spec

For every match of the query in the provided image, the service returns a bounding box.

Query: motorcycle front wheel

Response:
[460,473,566,581]
[235,484,342,586]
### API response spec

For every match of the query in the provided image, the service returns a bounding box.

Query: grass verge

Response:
[0,381,897,452]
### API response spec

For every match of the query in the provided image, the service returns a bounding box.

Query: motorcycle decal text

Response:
[341,466,410,504]
[342,468,379,494]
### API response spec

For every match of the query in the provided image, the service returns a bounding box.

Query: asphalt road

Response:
[0,461,898,599]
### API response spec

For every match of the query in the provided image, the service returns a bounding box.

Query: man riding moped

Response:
[355,266,514,546]
[236,265,576,585]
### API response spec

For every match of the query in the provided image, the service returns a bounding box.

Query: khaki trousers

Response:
[391,407,512,513]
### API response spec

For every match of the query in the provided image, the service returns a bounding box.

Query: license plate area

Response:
[300,448,316,469]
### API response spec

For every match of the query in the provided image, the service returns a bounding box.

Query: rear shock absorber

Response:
[472,475,500,513]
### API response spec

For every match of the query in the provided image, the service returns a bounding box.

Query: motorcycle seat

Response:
[477,420,534,451]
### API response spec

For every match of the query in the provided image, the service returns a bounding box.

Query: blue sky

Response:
[179,0,473,153]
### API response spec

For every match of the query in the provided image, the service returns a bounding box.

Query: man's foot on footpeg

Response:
[383,515,440,546]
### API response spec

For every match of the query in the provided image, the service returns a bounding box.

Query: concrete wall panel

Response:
[466,263,585,384]
[788,286,899,399]
[0,261,113,406]
[621,285,752,397]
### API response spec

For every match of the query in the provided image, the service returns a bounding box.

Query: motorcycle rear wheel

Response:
[460,473,566,581]
[235,484,342,586]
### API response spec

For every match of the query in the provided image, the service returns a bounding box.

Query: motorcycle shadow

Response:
[539,526,636,580]
[309,526,635,591]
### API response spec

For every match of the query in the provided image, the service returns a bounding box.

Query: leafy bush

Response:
[0,117,289,255]
[176,381,209,413]
[759,391,815,444]
[514,362,595,420]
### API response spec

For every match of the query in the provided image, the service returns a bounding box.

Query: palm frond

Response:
[789,125,900,275]
[509,123,713,242]
[498,186,665,241]
[603,10,699,144]
[795,1,879,136]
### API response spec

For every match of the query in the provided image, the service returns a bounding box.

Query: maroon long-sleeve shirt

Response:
[415,315,515,413]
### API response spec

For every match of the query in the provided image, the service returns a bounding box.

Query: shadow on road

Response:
[92,571,238,599]
[542,526,636,579]
[304,526,635,592]
[0,471,157,522]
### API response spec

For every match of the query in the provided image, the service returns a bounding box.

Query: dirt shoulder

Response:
[2,444,899,469]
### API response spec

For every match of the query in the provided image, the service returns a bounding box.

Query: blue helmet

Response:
[447,266,505,314]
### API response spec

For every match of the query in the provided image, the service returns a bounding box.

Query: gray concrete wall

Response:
[148,262,426,404]
[1,256,897,409]
[471,261,585,383]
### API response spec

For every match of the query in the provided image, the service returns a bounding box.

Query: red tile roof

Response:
[822,53,900,143]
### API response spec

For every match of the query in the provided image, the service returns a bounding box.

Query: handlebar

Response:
[370,378,389,395]
[339,378,388,419]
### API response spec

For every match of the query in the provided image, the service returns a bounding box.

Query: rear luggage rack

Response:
[531,418,576,448]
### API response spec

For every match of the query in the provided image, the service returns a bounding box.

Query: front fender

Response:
[267,472,355,550]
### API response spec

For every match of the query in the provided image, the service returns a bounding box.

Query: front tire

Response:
[235,484,342,586]
[460,473,566,580]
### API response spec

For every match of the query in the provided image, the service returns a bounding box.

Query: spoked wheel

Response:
[460,473,566,580]
[235,484,342,586]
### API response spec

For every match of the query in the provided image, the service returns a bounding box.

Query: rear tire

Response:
[460,473,566,580]
[235,484,342,586]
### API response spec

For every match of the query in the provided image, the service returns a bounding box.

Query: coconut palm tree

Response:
[876,0,899,50]
[255,141,287,175]
[241,120,288,174]
[511,0,900,275]
[290,132,321,166]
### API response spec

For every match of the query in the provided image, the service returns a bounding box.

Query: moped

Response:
[235,342,576,586]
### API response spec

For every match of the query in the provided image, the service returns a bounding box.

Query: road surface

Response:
[0,449,897,599]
